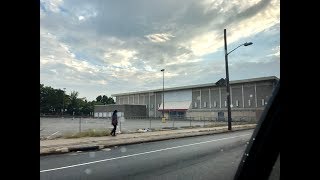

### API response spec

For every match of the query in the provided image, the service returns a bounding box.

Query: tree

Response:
[40,84,64,114]
[40,83,114,116]
[67,91,80,115]
[96,95,102,102]
[102,95,108,104]
[107,97,115,104]
[95,95,115,105]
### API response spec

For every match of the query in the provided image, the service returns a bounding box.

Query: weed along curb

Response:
[40,125,256,156]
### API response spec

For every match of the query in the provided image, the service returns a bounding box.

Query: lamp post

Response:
[161,69,165,119]
[62,88,66,117]
[224,29,252,130]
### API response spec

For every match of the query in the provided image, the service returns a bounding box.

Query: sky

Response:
[40,0,280,101]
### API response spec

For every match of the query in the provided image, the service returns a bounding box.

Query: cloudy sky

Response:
[40,0,280,101]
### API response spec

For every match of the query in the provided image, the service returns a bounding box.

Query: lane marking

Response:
[40,133,251,173]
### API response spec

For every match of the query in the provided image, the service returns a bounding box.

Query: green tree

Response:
[40,83,114,116]
[40,84,64,114]
[107,97,115,104]
[95,95,115,105]
[67,91,80,115]
[96,95,102,102]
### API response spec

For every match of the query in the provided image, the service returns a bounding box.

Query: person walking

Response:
[110,110,118,136]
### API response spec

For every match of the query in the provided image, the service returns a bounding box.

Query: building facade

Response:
[94,104,146,118]
[111,76,279,121]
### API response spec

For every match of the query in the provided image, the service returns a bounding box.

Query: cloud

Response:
[145,33,175,43]
[40,0,280,100]
[267,45,280,57]
[40,0,64,13]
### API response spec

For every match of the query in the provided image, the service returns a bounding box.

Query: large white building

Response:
[111,76,279,121]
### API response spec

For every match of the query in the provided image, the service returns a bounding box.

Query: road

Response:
[40,129,254,180]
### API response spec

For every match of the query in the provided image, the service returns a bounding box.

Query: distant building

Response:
[94,104,146,118]
[110,76,279,121]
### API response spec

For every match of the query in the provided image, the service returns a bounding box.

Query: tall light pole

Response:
[62,88,66,117]
[224,29,253,130]
[161,69,165,119]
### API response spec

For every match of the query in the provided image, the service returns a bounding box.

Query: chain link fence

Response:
[40,116,257,139]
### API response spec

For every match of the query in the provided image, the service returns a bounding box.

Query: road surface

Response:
[40,129,254,180]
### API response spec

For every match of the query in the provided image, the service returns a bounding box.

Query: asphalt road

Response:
[40,129,254,180]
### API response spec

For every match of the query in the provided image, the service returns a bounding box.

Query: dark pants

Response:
[111,125,117,136]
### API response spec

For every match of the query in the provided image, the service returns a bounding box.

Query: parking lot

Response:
[40,117,229,138]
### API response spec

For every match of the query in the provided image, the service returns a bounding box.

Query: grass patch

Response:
[232,121,257,125]
[203,123,226,128]
[162,127,179,130]
[63,129,111,139]
[180,126,195,129]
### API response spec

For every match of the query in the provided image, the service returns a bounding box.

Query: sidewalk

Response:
[40,124,256,156]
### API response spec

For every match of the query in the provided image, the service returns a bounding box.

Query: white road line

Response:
[40,133,251,173]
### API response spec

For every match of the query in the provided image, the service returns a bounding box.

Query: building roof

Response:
[158,101,191,111]
[111,76,279,97]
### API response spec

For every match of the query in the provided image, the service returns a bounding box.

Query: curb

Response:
[40,125,255,156]
[68,145,100,152]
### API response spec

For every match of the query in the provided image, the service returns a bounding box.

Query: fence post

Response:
[190,117,191,127]
[119,117,122,132]
[149,118,151,129]
[172,117,175,128]
[79,117,82,133]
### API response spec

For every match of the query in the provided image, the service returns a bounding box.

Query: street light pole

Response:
[224,29,232,131]
[62,88,66,117]
[224,29,253,131]
[161,69,165,119]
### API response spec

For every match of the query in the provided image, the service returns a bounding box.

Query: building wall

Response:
[231,86,243,108]
[145,93,150,116]
[94,105,146,118]
[220,88,227,108]
[133,95,138,104]
[119,96,129,105]
[139,94,144,105]
[129,95,134,104]
[243,83,256,108]
[256,81,273,107]
[164,89,192,102]
[210,88,220,109]
[149,93,155,117]
[94,105,125,118]
[186,109,257,120]
[156,92,162,117]
[186,111,216,120]
[123,105,147,117]
[192,90,200,109]
[114,78,278,119]
[201,88,210,109]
